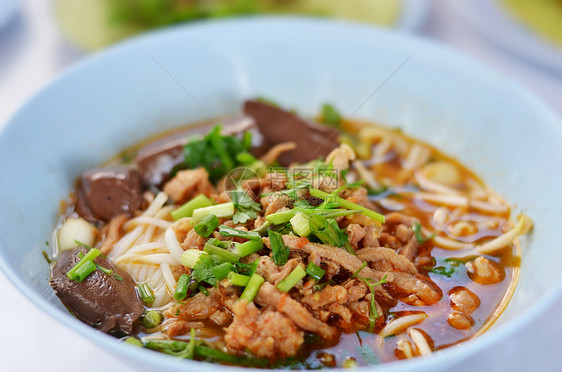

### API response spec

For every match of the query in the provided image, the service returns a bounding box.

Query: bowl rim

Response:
[1,15,561,371]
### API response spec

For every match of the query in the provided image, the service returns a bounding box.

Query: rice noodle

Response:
[396,340,414,359]
[431,235,474,250]
[124,216,173,230]
[152,283,171,308]
[144,192,168,217]
[353,161,380,189]
[475,214,532,254]
[372,139,393,164]
[448,221,477,237]
[470,200,509,214]
[165,226,186,263]
[121,242,167,256]
[379,313,427,337]
[416,192,509,214]
[148,269,164,288]
[161,262,177,295]
[117,253,178,265]
[403,144,430,171]
[408,329,432,356]
[415,171,460,195]
[416,192,469,208]
[109,225,144,258]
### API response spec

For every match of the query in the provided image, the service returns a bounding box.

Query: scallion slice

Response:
[203,242,240,263]
[194,214,220,237]
[239,273,265,302]
[73,260,97,282]
[277,265,306,292]
[66,247,101,281]
[218,225,261,241]
[192,202,235,223]
[212,262,235,280]
[174,274,190,301]
[309,188,385,223]
[235,239,264,257]
[137,283,155,305]
[171,194,213,220]
[142,310,163,329]
[306,262,326,281]
[290,212,311,237]
[228,272,251,287]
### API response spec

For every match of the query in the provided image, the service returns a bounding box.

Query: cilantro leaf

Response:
[191,253,217,286]
[412,221,436,244]
[230,188,262,224]
[179,126,252,183]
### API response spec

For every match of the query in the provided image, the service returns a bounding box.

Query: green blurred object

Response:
[502,0,562,45]
[55,0,402,50]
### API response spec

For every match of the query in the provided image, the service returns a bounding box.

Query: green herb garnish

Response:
[219,225,261,241]
[230,188,262,224]
[268,230,290,266]
[179,125,252,183]
[412,221,436,244]
[352,264,388,332]
[320,103,343,127]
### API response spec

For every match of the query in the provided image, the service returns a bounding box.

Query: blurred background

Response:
[0,0,561,371]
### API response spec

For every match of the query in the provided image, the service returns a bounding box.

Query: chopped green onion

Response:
[124,337,143,347]
[66,248,101,281]
[266,208,361,226]
[239,273,265,302]
[242,131,252,150]
[309,214,354,254]
[268,230,289,266]
[180,249,206,268]
[194,345,245,365]
[212,262,235,280]
[194,214,220,237]
[412,221,435,244]
[145,338,195,359]
[277,265,306,292]
[206,237,227,248]
[218,225,261,241]
[321,103,342,127]
[309,189,385,223]
[306,262,326,281]
[142,310,163,329]
[174,274,190,301]
[228,271,251,286]
[73,260,97,282]
[236,152,256,165]
[266,210,296,225]
[137,283,155,305]
[313,280,336,292]
[192,202,234,223]
[252,221,272,236]
[290,212,311,237]
[171,194,213,220]
[42,250,53,264]
[235,239,264,257]
[203,242,240,263]
[198,285,210,296]
[94,264,112,275]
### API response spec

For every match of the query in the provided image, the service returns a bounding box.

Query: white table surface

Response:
[1,1,561,371]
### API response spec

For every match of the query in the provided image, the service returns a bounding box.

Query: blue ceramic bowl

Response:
[0,17,560,372]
